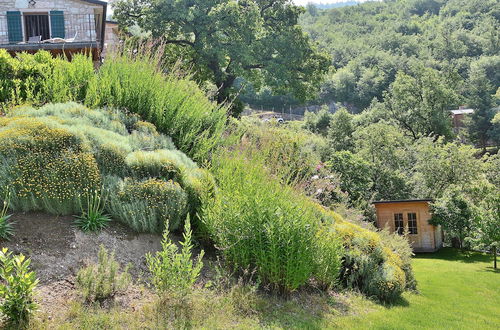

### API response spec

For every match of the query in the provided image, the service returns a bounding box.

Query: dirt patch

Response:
[0,212,163,284]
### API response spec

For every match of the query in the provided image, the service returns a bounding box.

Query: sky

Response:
[293,0,375,5]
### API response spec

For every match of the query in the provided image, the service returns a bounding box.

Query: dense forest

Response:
[243,1,499,134]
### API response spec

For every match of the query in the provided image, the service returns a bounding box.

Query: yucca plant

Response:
[0,190,14,240]
[75,190,111,232]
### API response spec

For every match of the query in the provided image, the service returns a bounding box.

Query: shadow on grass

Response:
[414,247,492,264]
[253,291,333,330]
[381,295,410,309]
[482,267,500,274]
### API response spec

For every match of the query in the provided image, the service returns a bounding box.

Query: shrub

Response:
[0,50,93,107]
[0,103,205,233]
[332,216,408,301]
[180,168,217,225]
[74,190,111,232]
[0,190,14,241]
[202,152,321,293]
[146,216,204,298]
[76,245,131,304]
[238,118,328,185]
[106,178,188,232]
[313,225,343,290]
[1,49,227,162]
[0,248,39,327]
[125,149,197,181]
[0,117,101,215]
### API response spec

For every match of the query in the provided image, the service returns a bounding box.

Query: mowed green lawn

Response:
[334,248,500,329]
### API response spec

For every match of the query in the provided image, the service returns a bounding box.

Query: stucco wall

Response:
[0,0,103,43]
[374,201,439,252]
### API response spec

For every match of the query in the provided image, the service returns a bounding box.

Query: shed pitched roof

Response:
[450,109,474,115]
[372,199,433,205]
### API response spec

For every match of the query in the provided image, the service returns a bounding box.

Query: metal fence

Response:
[0,13,102,45]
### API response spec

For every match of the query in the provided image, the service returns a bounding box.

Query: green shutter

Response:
[50,11,65,38]
[7,11,23,43]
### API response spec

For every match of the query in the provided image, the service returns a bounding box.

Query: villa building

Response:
[0,0,107,59]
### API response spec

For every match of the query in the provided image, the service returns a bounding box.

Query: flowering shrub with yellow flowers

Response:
[106,178,188,232]
[0,103,213,232]
[0,117,100,214]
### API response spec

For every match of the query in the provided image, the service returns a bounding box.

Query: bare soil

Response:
[1,212,163,284]
[0,212,165,318]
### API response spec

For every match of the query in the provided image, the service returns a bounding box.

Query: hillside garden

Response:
[0,48,428,328]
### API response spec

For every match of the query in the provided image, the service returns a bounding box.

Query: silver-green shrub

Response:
[106,177,188,232]
[76,245,131,304]
[0,103,208,233]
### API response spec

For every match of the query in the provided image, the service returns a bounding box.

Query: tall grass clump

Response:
[84,50,228,162]
[75,190,111,232]
[0,190,14,241]
[202,151,324,293]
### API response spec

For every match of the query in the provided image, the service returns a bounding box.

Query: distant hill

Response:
[306,1,379,10]
[312,1,359,9]
[298,0,500,111]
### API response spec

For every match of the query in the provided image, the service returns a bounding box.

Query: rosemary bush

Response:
[76,245,131,304]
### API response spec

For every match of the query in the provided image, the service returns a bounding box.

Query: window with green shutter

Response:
[50,11,65,38]
[7,11,23,43]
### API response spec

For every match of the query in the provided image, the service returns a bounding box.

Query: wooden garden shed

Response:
[373,199,443,252]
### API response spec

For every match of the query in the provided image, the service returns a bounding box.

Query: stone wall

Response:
[0,0,104,43]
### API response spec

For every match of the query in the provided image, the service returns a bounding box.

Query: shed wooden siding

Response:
[374,201,442,252]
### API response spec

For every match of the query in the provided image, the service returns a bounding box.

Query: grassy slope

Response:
[32,248,499,329]
[334,248,500,329]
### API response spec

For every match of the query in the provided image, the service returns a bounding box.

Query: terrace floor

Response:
[0,41,99,52]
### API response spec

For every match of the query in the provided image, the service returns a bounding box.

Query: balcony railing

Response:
[0,13,102,47]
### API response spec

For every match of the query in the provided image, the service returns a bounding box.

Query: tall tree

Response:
[430,187,479,250]
[411,137,487,199]
[113,0,330,115]
[383,67,459,140]
[466,56,500,150]
[476,191,500,269]
[327,107,355,152]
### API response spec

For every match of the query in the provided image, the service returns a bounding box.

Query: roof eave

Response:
[372,199,434,205]
[81,0,108,7]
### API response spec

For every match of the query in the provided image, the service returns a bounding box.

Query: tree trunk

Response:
[494,246,497,270]
[216,75,236,105]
